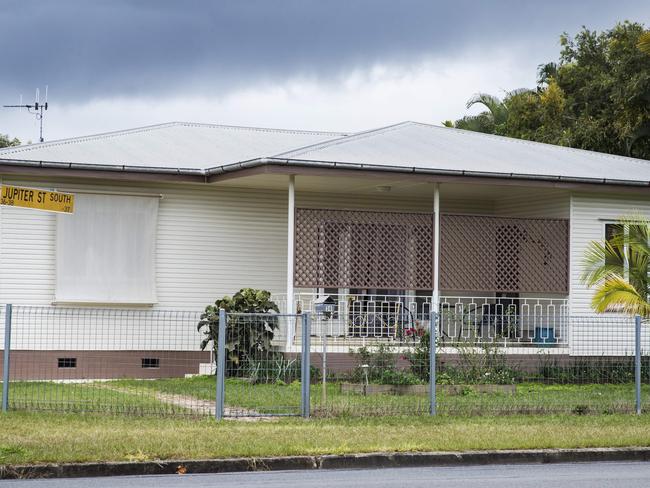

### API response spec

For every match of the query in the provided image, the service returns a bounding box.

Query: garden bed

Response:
[340,383,516,396]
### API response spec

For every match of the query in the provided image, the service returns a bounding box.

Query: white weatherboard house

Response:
[0,121,648,377]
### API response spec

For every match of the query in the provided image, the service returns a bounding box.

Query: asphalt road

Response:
[2,462,650,487]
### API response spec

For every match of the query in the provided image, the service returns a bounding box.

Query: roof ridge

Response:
[173,121,348,137]
[0,122,184,155]
[0,122,348,155]
[408,121,650,167]
[272,121,414,158]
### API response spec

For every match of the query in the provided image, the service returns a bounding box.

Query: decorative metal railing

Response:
[275,292,569,346]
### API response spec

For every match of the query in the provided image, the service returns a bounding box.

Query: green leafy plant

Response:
[440,341,518,385]
[197,288,280,372]
[581,215,650,317]
[406,330,432,381]
[350,344,424,385]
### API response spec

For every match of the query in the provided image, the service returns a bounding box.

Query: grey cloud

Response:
[0,0,647,102]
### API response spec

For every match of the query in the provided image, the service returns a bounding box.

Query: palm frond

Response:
[590,275,650,317]
[466,92,503,111]
[465,93,509,125]
[581,213,650,317]
[506,88,534,98]
[581,240,624,285]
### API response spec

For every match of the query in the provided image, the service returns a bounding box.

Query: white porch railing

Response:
[275,292,569,346]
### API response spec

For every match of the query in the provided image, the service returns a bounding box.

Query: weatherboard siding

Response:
[570,193,650,315]
[296,191,494,214]
[494,190,570,219]
[0,177,289,310]
[0,178,496,313]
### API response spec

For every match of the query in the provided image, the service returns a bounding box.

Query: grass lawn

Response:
[113,376,648,416]
[3,377,648,417]
[0,412,649,465]
[1,381,188,415]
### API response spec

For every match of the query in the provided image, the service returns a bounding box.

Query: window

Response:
[604,223,624,267]
[58,357,77,368]
[141,358,160,369]
[56,193,158,304]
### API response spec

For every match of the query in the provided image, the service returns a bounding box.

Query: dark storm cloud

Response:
[0,0,646,101]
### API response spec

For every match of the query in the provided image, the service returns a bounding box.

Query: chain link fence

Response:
[0,304,648,418]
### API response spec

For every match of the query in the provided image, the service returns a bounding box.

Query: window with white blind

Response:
[55,193,159,304]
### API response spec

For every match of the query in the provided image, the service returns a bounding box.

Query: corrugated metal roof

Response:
[274,121,650,184]
[0,122,347,169]
[1,120,648,186]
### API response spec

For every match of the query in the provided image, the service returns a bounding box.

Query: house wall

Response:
[494,190,570,219]
[296,191,494,214]
[0,176,292,366]
[569,192,650,315]
[0,176,289,309]
[3,174,645,363]
[0,176,494,353]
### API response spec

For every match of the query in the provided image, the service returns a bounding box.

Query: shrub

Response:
[405,330,431,381]
[197,288,280,372]
[350,344,424,385]
[437,341,518,385]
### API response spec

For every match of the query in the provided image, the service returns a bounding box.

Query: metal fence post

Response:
[634,315,641,415]
[215,308,227,421]
[429,310,437,416]
[301,311,311,418]
[2,304,13,413]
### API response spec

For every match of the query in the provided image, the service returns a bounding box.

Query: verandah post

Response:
[634,315,641,415]
[2,304,13,413]
[285,175,296,350]
[215,308,227,420]
[429,310,437,416]
[301,311,311,418]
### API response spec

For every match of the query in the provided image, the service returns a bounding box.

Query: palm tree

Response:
[466,93,509,126]
[582,215,650,317]
[463,89,533,133]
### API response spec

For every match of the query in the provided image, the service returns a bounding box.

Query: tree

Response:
[639,31,650,55]
[449,22,650,160]
[0,133,20,148]
[581,215,650,317]
[450,90,531,135]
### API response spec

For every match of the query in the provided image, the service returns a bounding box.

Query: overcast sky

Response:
[1,0,648,143]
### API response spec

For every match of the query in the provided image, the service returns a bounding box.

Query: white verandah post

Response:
[286,175,296,349]
[432,183,440,315]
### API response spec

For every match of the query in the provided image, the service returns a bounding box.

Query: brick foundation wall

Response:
[0,350,211,380]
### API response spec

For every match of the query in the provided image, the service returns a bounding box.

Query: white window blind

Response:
[56,193,158,304]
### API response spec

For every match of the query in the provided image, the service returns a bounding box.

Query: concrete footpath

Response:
[2,447,650,480]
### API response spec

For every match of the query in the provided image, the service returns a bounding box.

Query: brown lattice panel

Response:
[295,209,569,294]
[294,208,434,289]
[440,214,569,293]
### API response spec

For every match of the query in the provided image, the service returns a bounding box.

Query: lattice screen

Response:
[439,214,569,293]
[294,208,434,289]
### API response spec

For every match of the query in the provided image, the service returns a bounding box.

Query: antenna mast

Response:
[3,86,49,142]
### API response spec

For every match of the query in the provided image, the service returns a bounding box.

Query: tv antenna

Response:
[3,86,49,143]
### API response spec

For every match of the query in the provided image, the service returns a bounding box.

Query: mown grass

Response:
[0,412,649,465]
[114,376,650,416]
[1,381,187,415]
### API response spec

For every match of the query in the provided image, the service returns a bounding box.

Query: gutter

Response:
[1,156,649,188]
[205,157,650,188]
[0,158,205,176]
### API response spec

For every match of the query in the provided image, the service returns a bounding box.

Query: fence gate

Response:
[216,311,310,418]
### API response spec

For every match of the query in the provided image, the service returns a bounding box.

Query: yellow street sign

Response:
[0,185,74,214]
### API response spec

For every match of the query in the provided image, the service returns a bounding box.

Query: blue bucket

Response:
[533,326,557,346]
